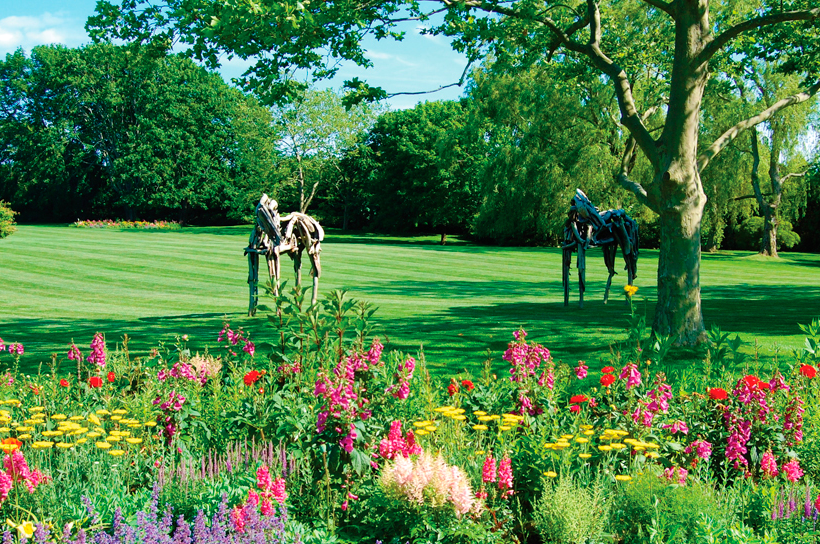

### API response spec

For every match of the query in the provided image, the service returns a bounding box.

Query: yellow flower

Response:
[413,421,432,427]
[544,471,558,478]
[87,414,101,427]
[56,442,74,449]
[424,426,437,432]
[489,415,501,420]
[15,426,33,432]
[433,406,454,412]
[16,434,31,440]
[128,424,143,428]
[69,416,85,421]
[560,434,574,440]
[112,409,128,415]
[575,437,589,444]
[108,449,126,457]
[51,414,67,420]
[473,411,487,416]
[16,520,35,540]
[87,432,102,439]
[23,419,42,425]
[452,415,467,421]
[498,425,512,431]
[472,425,488,431]
[0,445,16,453]
[125,438,143,445]
[0,428,9,433]
[29,407,44,413]
[633,446,646,452]
[143,422,157,427]
[598,445,613,452]
[645,451,660,459]
[451,408,466,415]
[615,475,633,482]
[416,430,428,436]
[544,443,555,449]
[478,416,494,422]
[579,424,593,430]
[579,453,592,459]
[475,450,485,455]
[624,285,638,297]
[583,430,595,436]
[105,436,121,442]
[503,414,523,421]
[96,442,111,449]
[110,416,123,421]
[610,443,627,449]
[41,430,64,437]
[96,410,111,416]
[71,428,89,435]
[76,438,88,445]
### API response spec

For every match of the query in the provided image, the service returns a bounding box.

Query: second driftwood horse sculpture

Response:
[562,189,639,308]
[245,194,324,316]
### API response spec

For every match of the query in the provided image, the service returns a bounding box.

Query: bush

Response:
[532,477,610,544]
[0,200,16,238]
[736,217,800,250]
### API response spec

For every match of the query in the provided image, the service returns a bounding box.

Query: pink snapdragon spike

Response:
[367,338,384,367]
[782,459,803,483]
[504,329,550,383]
[761,451,779,478]
[815,493,820,514]
[575,362,588,380]
[67,343,82,361]
[87,333,106,368]
[0,338,4,352]
[7,343,23,356]
[0,471,11,502]
[662,420,689,435]
[619,363,641,390]
[497,456,514,498]
[482,456,497,484]
[379,420,422,460]
[255,464,287,510]
[685,439,712,460]
[662,467,688,486]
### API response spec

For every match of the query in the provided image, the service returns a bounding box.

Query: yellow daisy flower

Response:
[96,442,111,449]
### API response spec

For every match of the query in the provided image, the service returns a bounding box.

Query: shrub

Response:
[532,476,610,544]
[0,201,16,238]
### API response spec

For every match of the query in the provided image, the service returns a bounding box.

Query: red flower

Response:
[447,383,459,396]
[570,405,581,413]
[1,437,22,452]
[708,387,727,400]
[88,376,103,388]
[107,371,116,383]
[461,380,475,392]
[600,374,616,387]
[743,375,762,388]
[59,379,69,387]
[570,394,588,404]
[243,370,262,386]
[799,364,817,379]
[601,366,615,374]
[759,382,770,390]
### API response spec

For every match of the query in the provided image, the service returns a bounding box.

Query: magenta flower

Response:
[619,363,641,390]
[685,439,712,460]
[497,455,514,497]
[575,362,588,380]
[482,455,497,484]
[760,450,779,478]
[67,343,82,361]
[86,333,106,368]
[662,420,689,435]
[243,340,255,357]
[782,459,803,483]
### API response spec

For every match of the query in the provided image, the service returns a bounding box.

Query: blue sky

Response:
[0,0,469,109]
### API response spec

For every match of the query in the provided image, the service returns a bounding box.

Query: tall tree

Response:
[271,88,382,213]
[89,0,820,343]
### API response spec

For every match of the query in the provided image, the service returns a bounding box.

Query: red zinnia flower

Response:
[759,382,770,390]
[461,380,475,392]
[570,405,581,413]
[708,387,727,400]
[743,375,762,388]
[243,371,262,386]
[601,366,615,374]
[107,371,116,383]
[447,383,458,396]
[799,364,817,379]
[600,374,616,387]
[88,376,103,388]
[59,379,69,387]
[570,394,588,404]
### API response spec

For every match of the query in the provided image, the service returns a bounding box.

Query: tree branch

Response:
[697,80,820,173]
[697,8,820,66]
[638,0,674,18]
[781,170,808,183]
[617,136,653,209]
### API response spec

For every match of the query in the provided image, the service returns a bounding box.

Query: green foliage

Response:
[611,472,733,544]
[532,477,610,544]
[0,44,279,223]
[0,200,16,238]
[737,217,801,250]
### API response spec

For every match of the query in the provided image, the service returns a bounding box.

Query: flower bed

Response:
[0,290,818,543]
[71,219,181,229]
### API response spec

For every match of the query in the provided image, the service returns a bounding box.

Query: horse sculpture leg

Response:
[293,248,303,291]
[247,252,259,316]
[562,248,572,307]
[309,250,321,306]
[603,244,617,304]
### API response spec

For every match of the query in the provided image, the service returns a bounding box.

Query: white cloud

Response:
[0,12,88,56]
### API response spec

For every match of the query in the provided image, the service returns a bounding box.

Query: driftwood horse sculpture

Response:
[562,189,639,307]
[245,194,324,316]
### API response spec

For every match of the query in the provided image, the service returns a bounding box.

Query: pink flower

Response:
[513,329,527,341]
[575,361,588,380]
[0,471,11,502]
[270,477,287,505]
[86,333,106,368]
[230,507,246,533]
[685,439,712,460]
[67,344,82,361]
[662,466,688,486]
[619,363,641,390]
[243,340,255,357]
[482,456,497,484]
[662,420,689,435]
[497,455,513,497]
[761,451,778,478]
[782,459,803,483]
[815,493,820,514]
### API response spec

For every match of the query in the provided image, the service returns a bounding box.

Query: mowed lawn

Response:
[2,225,819,377]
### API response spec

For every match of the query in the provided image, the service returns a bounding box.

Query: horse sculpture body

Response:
[562,189,639,307]
[245,194,324,315]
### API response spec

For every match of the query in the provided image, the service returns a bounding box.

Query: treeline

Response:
[2,44,818,251]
